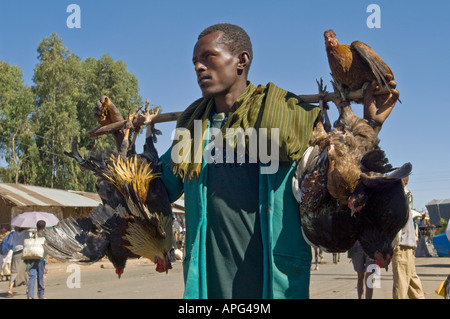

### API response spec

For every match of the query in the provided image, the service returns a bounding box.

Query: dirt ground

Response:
[0,257,184,299]
[1,253,448,300]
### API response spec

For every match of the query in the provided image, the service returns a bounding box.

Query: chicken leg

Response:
[316,78,332,133]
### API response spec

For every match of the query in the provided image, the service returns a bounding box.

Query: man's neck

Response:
[213,81,248,115]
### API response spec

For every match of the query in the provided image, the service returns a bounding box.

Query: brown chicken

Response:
[305,95,381,208]
[324,29,397,98]
[292,101,411,268]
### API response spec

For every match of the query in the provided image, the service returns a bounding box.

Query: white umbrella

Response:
[411,209,422,219]
[11,211,60,228]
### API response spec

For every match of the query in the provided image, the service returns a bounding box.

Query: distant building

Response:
[0,183,101,230]
[426,198,450,226]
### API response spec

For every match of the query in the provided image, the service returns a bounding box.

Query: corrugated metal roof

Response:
[426,198,450,206]
[0,183,101,208]
[172,198,185,214]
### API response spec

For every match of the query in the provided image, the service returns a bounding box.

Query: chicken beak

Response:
[115,268,124,279]
[165,254,172,274]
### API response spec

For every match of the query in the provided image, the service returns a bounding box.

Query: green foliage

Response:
[438,218,448,235]
[0,62,35,184]
[0,32,143,192]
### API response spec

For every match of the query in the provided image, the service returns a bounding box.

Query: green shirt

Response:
[161,82,320,299]
[205,112,263,298]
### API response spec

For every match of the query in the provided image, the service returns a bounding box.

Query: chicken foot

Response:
[316,78,332,133]
[330,76,352,117]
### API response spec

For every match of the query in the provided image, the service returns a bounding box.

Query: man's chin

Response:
[199,84,217,98]
[201,90,214,98]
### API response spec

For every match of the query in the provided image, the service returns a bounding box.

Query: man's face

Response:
[192,31,241,98]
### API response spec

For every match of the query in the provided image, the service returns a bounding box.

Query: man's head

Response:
[198,23,253,74]
[193,23,252,98]
[36,220,46,231]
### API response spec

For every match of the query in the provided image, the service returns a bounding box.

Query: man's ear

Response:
[237,51,250,71]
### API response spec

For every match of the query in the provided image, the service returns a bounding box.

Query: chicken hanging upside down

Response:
[45,97,173,277]
[292,65,409,269]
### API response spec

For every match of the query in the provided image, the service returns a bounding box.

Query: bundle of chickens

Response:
[292,29,411,270]
[44,98,174,278]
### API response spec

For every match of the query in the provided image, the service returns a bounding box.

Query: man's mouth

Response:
[198,74,212,85]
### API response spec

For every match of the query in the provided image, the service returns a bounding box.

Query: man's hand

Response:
[363,75,400,134]
[93,96,124,126]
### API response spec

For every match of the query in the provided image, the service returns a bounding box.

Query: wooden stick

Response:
[298,86,393,103]
[86,86,395,138]
[86,112,182,138]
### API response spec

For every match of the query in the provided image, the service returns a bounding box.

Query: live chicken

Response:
[324,29,397,97]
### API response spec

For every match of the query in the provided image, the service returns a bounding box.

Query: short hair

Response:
[198,23,253,74]
[36,220,46,231]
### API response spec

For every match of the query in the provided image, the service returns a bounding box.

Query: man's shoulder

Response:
[182,97,205,113]
[176,96,209,126]
[264,82,318,109]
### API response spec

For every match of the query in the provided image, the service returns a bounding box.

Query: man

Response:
[94,23,398,298]
[26,220,47,299]
[6,227,30,298]
[392,177,425,299]
[159,23,398,299]
[348,241,376,299]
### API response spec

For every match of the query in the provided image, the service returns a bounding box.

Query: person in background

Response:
[26,220,47,299]
[348,241,376,299]
[446,219,450,243]
[417,214,427,238]
[7,227,30,298]
[391,176,425,299]
[1,230,14,282]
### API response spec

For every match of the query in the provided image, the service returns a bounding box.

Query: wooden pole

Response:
[87,111,182,138]
[86,86,394,138]
[297,85,392,103]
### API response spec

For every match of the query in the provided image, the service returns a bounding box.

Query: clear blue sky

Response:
[1,0,449,211]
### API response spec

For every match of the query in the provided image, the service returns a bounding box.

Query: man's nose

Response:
[194,61,206,73]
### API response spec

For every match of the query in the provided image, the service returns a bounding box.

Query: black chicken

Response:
[292,144,360,253]
[351,163,412,268]
[292,94,411,268]
[43,203,138,278]
[44,101,173,277]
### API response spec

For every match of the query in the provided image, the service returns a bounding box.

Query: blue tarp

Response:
[433,233,450,257]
